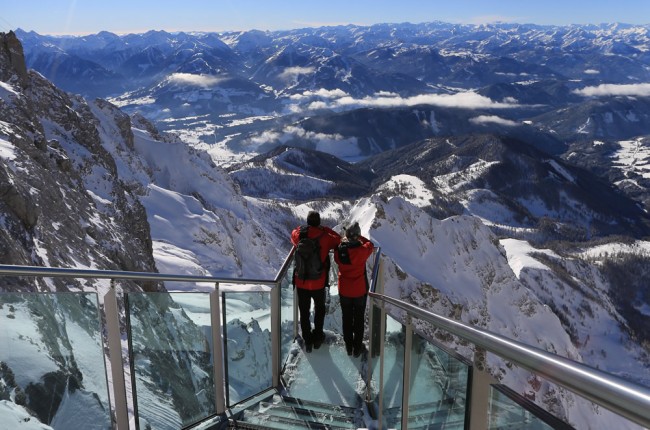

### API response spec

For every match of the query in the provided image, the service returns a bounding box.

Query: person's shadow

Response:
[302,342,363,407]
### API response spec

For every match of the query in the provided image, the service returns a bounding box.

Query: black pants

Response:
[339,295,367,350]
[297,287,326,344]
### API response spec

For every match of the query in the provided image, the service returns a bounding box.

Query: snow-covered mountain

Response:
[227,145,374,200]
[2,22,650,430]
[17,22,650,99]
[14,22,650,167]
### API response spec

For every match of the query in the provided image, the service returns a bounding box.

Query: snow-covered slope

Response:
[130,126,283,280]
[339,180,649,428]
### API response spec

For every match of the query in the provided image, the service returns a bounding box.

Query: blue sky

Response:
[2,0,649,35]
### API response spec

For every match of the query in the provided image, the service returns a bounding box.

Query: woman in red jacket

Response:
[334,222,374,357]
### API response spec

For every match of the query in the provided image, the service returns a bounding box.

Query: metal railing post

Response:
[104,283,130,430]
[210,284,226,414]
[377,300,386,429]
[293,286,299,340]
[469,352,496,430]
[370,255,383,358]
[366,297,375,403]
[366,249,383,413]
[401,315,413,430]
[271,281,281,387]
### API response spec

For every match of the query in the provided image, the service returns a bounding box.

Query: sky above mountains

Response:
[2,0,649,36]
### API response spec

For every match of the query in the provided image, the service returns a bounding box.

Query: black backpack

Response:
[294,226,325,280]
[336,241,369,292]
[336,241,361,265]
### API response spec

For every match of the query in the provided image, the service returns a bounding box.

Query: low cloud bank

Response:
[574,83,650,97]
[287,89,521,113]
[279,66,316,80]
[168,73,225,88]
[246,125,358,155]
[469,115,519,127]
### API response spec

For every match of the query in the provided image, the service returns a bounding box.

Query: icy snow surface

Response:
[500,238,559,278]
[0,137,16,161]
[283,340,365,407]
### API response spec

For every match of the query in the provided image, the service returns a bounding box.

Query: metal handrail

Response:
[369,246,382,294]
[0,248,296,286]
[275,247,296,283]
[369,291,650,429]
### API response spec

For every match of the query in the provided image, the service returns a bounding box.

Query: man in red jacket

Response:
[291,211,341,352]
[334,222,374,357]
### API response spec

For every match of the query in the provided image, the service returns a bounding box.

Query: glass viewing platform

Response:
[1,249,649,429]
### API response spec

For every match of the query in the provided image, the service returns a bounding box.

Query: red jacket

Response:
[334,236,374,298]
[291,225,341,290]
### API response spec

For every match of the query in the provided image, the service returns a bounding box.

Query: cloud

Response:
[469,115,519,127]
[279,66,316,80]
[584,69,600,75]
[168,73,224,88]
[301,91,520,111]
[573,83,650,97]
[284,89,524,116]
[247,130,283,147]
[245,125,357,153]
[289,88,350,100]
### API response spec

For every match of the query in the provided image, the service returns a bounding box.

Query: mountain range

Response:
[16,23,650,210]
[1,21,650,429]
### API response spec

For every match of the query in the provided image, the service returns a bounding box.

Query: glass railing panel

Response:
[279,264,295,367]
[488,384,559,429]
[126,292,215,430]
[0,292,111,430]
[376,313,405,429]
[408,331,469,429]
[222,291,272,406]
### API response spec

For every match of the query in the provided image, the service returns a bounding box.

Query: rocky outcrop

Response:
[0,166,38,228]
[0,31,28,85]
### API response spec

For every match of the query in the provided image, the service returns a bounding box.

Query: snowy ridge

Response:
[377,175,434,208]
[341,181,649,428]
[229,145,371,200]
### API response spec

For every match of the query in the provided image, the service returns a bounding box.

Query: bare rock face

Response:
[0,31,28,85]
[0,167,38,228]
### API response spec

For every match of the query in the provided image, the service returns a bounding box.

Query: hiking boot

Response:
[313,331,325,349]
[305,341,313,353]
[353,344,366,358]
[345,343,353,356]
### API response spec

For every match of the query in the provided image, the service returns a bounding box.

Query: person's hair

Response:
[307,211,321,227]
[345,222,361,240]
